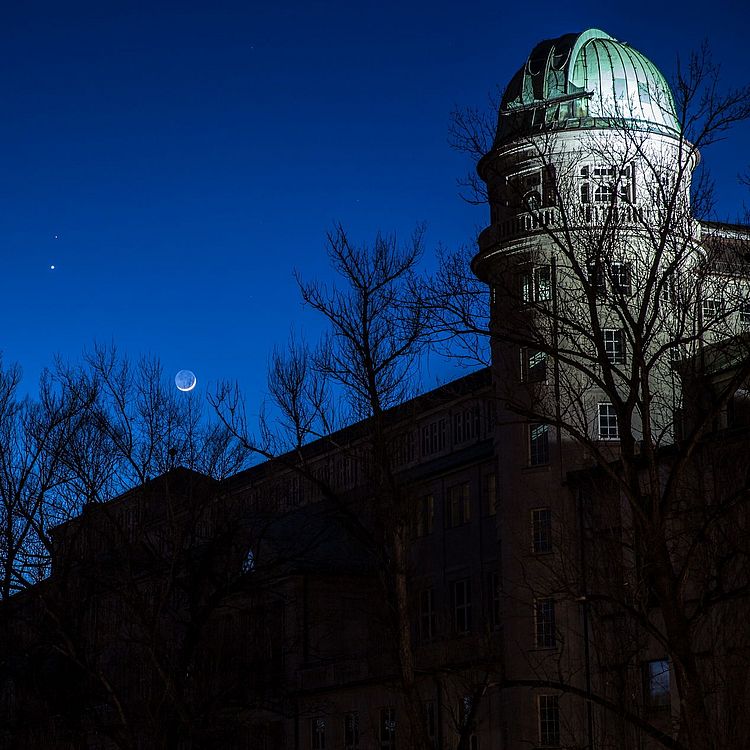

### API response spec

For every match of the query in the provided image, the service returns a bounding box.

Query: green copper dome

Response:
[496,29,680,145]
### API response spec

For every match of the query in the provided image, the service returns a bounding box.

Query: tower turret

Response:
[474,28,700,446]
[474,29,704,749]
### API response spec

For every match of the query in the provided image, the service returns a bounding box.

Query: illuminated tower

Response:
[472,29,701,748]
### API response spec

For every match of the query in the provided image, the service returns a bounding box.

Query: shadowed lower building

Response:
[0,370,506,749]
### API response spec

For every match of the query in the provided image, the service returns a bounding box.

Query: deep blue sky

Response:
[3,1,748,407]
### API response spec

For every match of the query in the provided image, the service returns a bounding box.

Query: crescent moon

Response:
[175,370,197,392]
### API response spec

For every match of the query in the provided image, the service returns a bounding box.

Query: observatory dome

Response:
[495,29,680,146]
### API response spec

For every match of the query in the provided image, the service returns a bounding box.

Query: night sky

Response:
[4,1,748,407]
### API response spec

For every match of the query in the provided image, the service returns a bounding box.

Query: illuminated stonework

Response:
[496,28,679,145]
[472,28,750,749]
[475,28,701,448]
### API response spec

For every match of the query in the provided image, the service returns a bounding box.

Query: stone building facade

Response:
[471,27,750,750]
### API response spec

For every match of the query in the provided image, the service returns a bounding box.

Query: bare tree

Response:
[301,224,439,746]
[0,346,256,748]
[0,358,97,600]
[213,224,503,749]
[434,38,750,750]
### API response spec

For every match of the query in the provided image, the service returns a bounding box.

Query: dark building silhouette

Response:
[1,370,505,748]
[3,26,750,750]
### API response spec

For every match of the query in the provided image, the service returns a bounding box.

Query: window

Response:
[531,508,552,554]
[580,164,633,206]
[380,708,396,750]
[419,588,436,641]
[579,166,590,203]
[421,419,447,456]
[242,548,256,573]
[593,165,616,178]
[508,170,542,210]
[485,473,497,516]
[586,261,606,297]
[311,718,326,750]
[313,462,331,486]
[345,712,359,750]
[603,329,625,364]
[620,165,635,203]
[595,165,633,203]
[414,494,434,537]
[597,403,619,440]
[487,571,501,629]
[643,659,671,708]
[520,266,552,303]
[538,695,560,746]
[702,297,723,321]
[446,483,471,528]
[529,424,550,465]
[333,455,355,489]
[523,172,542,210]
[610,262,631,295]
[594,181,614,203]
[454,405,480,443]
[535,266,551,301]
[521,270,533,303]
[392,431,415,466]
[740,302,750,325]
[285,474,304,506]
[535,598,556,648]
[521,348,547,382]
[586,261,630,297]
[451,579,472,634]
[459,694,474,730]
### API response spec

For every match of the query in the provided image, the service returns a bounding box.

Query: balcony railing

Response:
[478,205,697,250]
